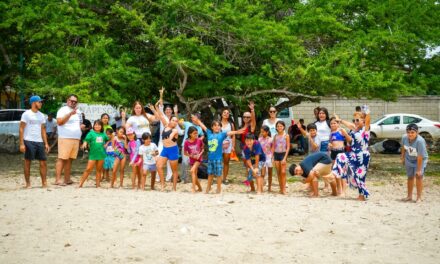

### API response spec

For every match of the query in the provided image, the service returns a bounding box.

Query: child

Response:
[183,126,204,193]
[103,128,115,182]
[298,123,321,154]
[111,127,128,188]
[126,127,142,189]
[138,132,158,190]
[193,117,245,194]
[289,152,337,197]
[243,134,266,194]
[79,120,108,188]
[272,121,290,195]
[401,123,428,203]
[328,117,351,195]
[258,125,273,191]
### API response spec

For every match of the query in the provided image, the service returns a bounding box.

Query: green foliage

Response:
[0,0,439,111]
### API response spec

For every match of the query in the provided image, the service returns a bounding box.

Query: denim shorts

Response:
[143,164,157,172]
[208,159,223,177]
[405,164,426,178]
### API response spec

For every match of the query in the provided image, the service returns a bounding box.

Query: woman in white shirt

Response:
[262,106,279,137]
[314,107,331,152]
[125,101,157,140]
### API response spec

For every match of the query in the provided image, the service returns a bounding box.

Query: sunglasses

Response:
[69,100,78,104]
[354,119,363,122]
[269,111,276,113]
[243,116,251,119]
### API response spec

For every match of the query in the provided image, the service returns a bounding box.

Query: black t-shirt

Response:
[299,152,332,177]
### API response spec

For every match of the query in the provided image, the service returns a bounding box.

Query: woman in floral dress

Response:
[332,106,371,201]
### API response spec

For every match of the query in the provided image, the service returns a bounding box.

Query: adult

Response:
[289,152,337,197]
[262,106,280,137]
[45,113,58,152]
[55,94,83,185]
[332,106,371,201]
[80,113,92,143]
[157,88,182,182]
[19,95,49,188]
[149,103,180,191]
[179,114,204,183]
[315,107,331,152]
[288,119,306,153]
[220,108,236,184]
[113,109,126,130]
[313,107,320,121]
[125,101,156,140]
[239,101,256,147]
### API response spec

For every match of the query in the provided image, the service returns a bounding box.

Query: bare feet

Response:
[401,197,412,202]
[24,184,31,189]
[53,181,66,186]
[415,197,423,203]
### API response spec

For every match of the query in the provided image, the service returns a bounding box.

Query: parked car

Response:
[370,113,440,141]
[0,109,26,136]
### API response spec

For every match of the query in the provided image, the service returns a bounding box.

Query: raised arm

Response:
[192,115,207,132]
[227,126,247,137]
[298,123,307,137]
[249,101,256,133]
[339,127,352,144]
[334,114,355,131]
[151,103,169,127]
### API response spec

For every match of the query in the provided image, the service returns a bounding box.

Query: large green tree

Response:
[1,0,439,115]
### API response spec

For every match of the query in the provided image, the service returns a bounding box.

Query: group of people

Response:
[19,92,429,202]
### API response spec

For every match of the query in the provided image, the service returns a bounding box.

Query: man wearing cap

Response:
[19,95,49,188]
[54,94,84,185]
[401,123,428,203]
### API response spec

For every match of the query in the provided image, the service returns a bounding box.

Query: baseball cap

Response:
[29,95,43,104]
[126,127,135,135]
[406,123,419,132]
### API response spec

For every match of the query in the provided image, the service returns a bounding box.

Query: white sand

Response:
[1,177,440,264]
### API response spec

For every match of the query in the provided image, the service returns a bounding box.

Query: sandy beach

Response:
[1,153,439,263]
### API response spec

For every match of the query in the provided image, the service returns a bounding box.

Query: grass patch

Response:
[287,176,301,183]
[433,179,440,186]
[429,153,440,161]
[372,181,386,186]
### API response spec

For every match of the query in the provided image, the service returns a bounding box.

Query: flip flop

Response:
[65,181,74,185]
[53,182,66,186]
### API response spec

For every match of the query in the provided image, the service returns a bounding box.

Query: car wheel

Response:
[419,132,433,148]
[370,132,377,139]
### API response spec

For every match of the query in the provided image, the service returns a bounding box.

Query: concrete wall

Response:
[291,96,440,124]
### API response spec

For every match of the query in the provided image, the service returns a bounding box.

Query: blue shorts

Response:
[208,159,223,177]
[405,164,426,178]
[320,140,329,152]
[103,155,115,169]
[160,145,179,161]
[143,164,157,172]
[24,140,47,161]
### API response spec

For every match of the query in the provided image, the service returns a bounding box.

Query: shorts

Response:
[405,165,426,178]
[330,148,345,161]
[222,138,233,154]
[160,145,179,161]
[247,161,265,181]
[274,152,286,161]
[58,138,79,160]
[311,163,335,183]
[143,163,157,172]
[263,159,272,168]
[320,140,329,152]
[24,140,47,161]
[208,159,223,177]
[104,155,115,169]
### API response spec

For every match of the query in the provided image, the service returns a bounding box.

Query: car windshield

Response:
[372,116,386,124]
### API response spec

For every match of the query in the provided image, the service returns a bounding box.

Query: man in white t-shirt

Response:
[19,95,49,188]
[55,94,84,185]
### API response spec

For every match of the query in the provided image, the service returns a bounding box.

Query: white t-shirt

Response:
[139,143,158,166]
[45,119,57,133]
[20,110,46,142]
[262,118,279,137]
[56,106,82,140]
[126,115,151,138]
[315,120,331,141]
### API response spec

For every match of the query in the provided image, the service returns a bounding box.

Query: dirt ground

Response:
[1,152,439,264]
